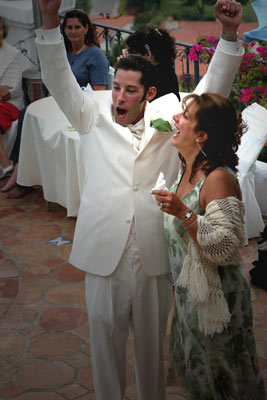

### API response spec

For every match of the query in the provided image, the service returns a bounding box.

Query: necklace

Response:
[72,44,86,55]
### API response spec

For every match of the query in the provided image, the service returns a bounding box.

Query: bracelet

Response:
[181,209,193,222]
[184,217,198,230]
[220,31,238,42]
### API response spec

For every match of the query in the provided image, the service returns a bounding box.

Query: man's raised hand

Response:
[38,0,62,29]
[214,0,243,34]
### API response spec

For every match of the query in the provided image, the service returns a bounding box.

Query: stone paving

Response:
[0,180,266,400]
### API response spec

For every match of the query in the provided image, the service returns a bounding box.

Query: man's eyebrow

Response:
[113,81,139,90]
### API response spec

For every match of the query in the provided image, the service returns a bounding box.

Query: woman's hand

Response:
[116,48,129,62]
[0,85,12,101]
[151,189,188,219]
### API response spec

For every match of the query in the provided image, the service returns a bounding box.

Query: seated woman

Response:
[152,93,265,399]
[0,15,23,177]
[61,8,109,90]
[2,8,109,198]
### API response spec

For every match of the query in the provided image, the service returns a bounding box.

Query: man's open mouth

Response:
[116,107,127,116]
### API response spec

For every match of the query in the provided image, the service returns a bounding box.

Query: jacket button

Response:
[126,219,131,223]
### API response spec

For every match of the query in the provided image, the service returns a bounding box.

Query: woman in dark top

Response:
[2,8,109,197]
[61,8,109,90]
[125,24,180,101]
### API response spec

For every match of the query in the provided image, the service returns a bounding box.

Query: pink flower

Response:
[208,48,215,55]
[189,53,198,61]
[241,88,253,94]
[196,44,204,52]
[206,36,215,43]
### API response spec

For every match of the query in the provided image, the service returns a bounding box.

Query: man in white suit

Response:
[36,1,243,399]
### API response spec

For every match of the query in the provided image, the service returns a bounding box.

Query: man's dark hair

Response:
[125,24,177,66]
[114,55,157,99]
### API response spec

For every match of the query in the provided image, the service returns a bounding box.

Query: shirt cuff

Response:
[35,26,62,44]
[218,37,243,55]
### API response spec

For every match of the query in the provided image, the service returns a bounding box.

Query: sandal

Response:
[2,163,14,176]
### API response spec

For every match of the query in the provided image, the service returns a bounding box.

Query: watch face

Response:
[183,210,192,221]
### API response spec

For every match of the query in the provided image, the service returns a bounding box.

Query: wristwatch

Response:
[181,209,193,222]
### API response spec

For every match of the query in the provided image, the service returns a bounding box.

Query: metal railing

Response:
[92,21,200,93]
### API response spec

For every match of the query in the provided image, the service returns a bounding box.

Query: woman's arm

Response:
[152,169,242,250]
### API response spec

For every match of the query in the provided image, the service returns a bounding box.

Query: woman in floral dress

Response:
[152,92,265,400]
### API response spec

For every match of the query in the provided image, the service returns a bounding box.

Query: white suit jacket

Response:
[35,28,243,277]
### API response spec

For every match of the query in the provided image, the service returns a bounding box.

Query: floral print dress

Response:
[164,166,265,400]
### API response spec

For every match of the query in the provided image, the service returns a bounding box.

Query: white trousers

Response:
[85,224,172,400]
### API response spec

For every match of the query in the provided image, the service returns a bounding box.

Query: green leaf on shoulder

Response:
[151,118,172,132]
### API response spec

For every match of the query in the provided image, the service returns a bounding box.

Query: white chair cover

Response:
[255,160,267,217]
[237,102,267,243]
[0,119,18,179]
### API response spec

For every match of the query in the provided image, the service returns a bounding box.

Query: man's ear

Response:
[146,86,157,101]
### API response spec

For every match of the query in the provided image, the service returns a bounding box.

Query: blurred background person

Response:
[2,8,110,198]
[124,24,180,101]
[61,8,109,90]
[0,15,23,177]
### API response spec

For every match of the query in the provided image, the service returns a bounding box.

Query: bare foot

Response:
[1,164,18,193]
[6,184,33,199]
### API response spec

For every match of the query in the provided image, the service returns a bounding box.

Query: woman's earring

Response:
[196,139,207,158]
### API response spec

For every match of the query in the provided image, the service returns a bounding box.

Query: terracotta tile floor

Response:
[0,180,266,400]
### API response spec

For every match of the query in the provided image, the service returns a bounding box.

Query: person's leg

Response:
[0,103,20,171]
[0,134,12,170]
[2,108,32,197]
[1,163,18,192]
[9,107,27,165]
[85,254,134,400]
[130,265,172,400]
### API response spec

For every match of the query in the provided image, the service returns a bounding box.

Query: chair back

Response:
[237,102,267,175]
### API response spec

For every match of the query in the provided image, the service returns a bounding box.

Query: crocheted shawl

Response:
[176,196,246,337]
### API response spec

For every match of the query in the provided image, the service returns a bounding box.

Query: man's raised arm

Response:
[39,0,61,29]
[215,0,242,39]
[194,0,244,98]
[35,0,97,134]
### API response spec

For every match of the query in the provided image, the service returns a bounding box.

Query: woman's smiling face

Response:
[171,102,199,152]
[64,17,88,46]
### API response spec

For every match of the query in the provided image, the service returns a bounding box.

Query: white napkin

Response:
[151,171,169,203]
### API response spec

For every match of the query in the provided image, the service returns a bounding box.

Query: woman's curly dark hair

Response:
[179,92,247,182]
[0,15,8,39]
[61,9,99,52]
[125,24,177,65]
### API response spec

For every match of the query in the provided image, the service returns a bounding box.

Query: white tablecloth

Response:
[18,96,85,216]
